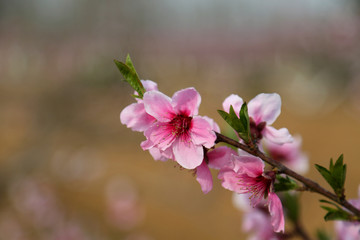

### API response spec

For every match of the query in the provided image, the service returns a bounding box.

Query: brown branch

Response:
[215,132,360,218]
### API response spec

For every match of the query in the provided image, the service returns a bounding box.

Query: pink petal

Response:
[335,211,360,240]
[242,210,275,239]
[141,80,158,91]
[248,93,281,125]
[202,116,220,132]
[335,220,360,240]
[222,94,244,116]
[268,192,285,233]
[135,80,159,100]
[143,123,176,150]
[263,126,293,145]
[140,139,154,150]
[148,148,168,162]
[207,146,236,170]
[232,154,264,177]
[120,103,156,132]
[160,147,173,160]
[263,136,308,174]
[143,91,175,122]
[232,193,251,211]
[172,139,203,169]
[171,88,201,116]
[263,137,297,161]
[218,169,243,193]
[190,116,216,148]
[288,153,309,175]
[196,161,213,194]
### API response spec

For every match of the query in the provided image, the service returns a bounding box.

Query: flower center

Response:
[170,115,192,136]
[238,171,276,206]
[250,117,266,142]
[247,175,272,201]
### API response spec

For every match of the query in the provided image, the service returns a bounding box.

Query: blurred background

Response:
[1,0,360,239]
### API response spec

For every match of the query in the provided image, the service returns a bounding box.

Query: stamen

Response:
[237,174,272,207]
[169,115,192,137]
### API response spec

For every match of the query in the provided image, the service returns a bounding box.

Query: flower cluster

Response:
[233,193,280,240]
[116,56,360,240]
[120,78,309,235]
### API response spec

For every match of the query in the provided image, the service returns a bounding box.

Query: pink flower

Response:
[335,186,360,240]
[148,148,168,162]
[194,119,221,194]
[223,93,293,145]
[196,146,237,194]
[141,88,216,169]
[219,154,285,232]
[243,210,279,240]
[262,136,309,174]
[195,161,213,194]
[233,193,279,240]
[120,80,158,132]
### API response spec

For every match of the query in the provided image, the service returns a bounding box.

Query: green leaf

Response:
[321,207,351,221]
[217,110,232,129]
[125,54,137,73]
[217,107,244,133]
[319,199,343,210]
[333,154,346,196]
[114,55,145,98]
[315,154,346,199]
[239,102,250,142]
[218,103,252,143]
[217,110,229,120]
[319,199,352,221]
[329,158,334,172]
[274,175,298,192]
[283,192,299,222]
[315,164,334,187]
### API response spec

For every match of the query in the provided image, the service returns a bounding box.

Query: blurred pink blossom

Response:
[334,186,360,240]
[262,135,308,174]
[51,148,106,184]
[233,193,279,240]
[9,177,63,229]
[7,176,102,240]
[105,177,145,230]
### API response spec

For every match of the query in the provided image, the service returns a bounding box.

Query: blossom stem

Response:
[215,132,360,219]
